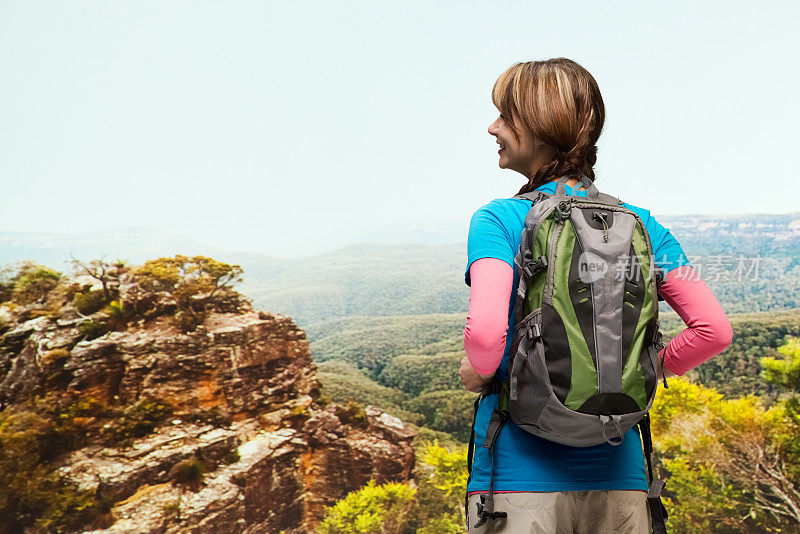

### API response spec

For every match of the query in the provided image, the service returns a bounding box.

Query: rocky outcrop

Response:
[0,290,415,533]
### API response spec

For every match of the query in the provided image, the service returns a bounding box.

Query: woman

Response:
[459,58,733,534]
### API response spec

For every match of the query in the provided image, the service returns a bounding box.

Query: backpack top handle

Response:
[555,174,624,205]
[554,173,601,199]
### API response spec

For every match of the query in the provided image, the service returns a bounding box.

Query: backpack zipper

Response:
[514,199,554,324]
[544,217,565,304]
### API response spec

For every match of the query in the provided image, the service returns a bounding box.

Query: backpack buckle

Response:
[555,200,572,221]
[523,256,548,278]
[654,330,664,350]
[527,323,542,340]
[475,494,507,528]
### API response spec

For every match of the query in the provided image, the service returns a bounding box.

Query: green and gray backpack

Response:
[468,174,669,533]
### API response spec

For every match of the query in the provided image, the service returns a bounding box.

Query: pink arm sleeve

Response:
[463,258,514,376]
[657,265,734,376]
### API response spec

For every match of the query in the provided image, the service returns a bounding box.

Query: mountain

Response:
[0,227,231,269]
[3,211,799,326]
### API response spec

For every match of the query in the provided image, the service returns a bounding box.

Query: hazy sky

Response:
[1,1,797,256]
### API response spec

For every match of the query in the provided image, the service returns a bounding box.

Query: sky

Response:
[1,1,798,257]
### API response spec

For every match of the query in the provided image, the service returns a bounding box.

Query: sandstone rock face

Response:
[0,302,416,533]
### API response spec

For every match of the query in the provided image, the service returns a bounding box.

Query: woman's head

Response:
[488,58,605,194]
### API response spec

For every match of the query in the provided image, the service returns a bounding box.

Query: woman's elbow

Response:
[700,313,733,355]
[715,316,734,352]
[463,326,507,354]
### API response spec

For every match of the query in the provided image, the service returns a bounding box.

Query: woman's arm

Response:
[657,264,734,376]
[460,259,732,389]
[460,258,514,391]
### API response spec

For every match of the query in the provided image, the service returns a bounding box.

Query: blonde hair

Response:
[492,58,605,194]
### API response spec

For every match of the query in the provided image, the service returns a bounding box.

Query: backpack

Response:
[466,174,669,533]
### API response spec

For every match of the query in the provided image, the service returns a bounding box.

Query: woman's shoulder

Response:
[619,200,674,239]
[620,200,654,225]
[474,196,656,224]
[472,197,532,219]
[471,195,670,239]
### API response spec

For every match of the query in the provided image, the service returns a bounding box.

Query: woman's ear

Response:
[532,136,557,158]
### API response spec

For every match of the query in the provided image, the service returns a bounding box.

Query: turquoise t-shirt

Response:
[465,180,691,493]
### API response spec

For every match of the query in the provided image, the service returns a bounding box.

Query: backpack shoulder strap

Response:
[513,190,551,204]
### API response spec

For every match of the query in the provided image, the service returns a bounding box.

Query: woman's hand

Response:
[459,356,495,393]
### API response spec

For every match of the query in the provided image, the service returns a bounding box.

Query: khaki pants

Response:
[466,491,651,534]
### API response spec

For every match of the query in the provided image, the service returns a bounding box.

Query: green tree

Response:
[10,262,61,305]
[134,255,243,329]
[0,264,15,303]
[412,442,468,534]
[69,256,127,303]
[651,378,800,532]
[0,400,112,533]
[318,480,416,534]
[693,310,800,397]
[380,352,463,396]
[761,336,800,391]
[405,390,475,442]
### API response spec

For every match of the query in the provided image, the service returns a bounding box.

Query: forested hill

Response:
[239,212,800,325]
[3,212,800,326]
[310,307,800,531]
[306,309,800,397]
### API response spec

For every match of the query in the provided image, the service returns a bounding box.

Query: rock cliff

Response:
[0,265,415,534]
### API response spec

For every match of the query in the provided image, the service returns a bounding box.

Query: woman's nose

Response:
[488,119,499,136]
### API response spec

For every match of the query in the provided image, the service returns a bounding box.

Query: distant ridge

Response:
[0,226,229,269]
[2,211,799,325]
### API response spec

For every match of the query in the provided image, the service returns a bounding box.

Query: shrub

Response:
[78,318,109,341]
[160,499,181,521]
[59,396,109,421]
[64,282,87,301]
[11,263,61,304]
[650,377,800,532]
[411,442,468,533]
[72,290,107,315]
[105,399,172,445]
[0,402,113,534]
[170,458,206,492]
[223,448,240,465]
[0,266,14,302]
[338,401,368,428]
[318,480,416,534]
[69,258,126,303]
[133,255,243,323]
[105,300,133,331]
[173,309,202,333]
[405,390,475,442]
[289,404,311,419]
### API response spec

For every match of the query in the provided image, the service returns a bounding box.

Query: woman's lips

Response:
[498,148,505,154]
